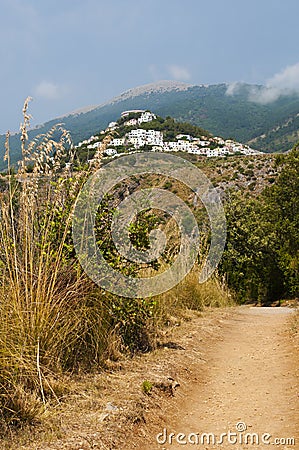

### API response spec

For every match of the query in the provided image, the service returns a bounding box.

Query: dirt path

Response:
[151,307,298,450]
[8,306,297,450]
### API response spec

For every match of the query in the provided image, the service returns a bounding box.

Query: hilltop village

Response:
[75,109,261,161]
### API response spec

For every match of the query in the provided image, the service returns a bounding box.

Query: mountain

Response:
[1,80,299,169]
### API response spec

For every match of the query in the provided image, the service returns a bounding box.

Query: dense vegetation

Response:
[0,101,230,428]
[220,144,299,304]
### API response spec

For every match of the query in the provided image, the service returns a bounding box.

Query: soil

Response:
[133,306,298,450]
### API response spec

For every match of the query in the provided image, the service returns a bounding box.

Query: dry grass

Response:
[0,98,109,425]
[156,268,233,326]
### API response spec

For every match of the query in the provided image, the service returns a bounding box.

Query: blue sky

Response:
[1,0,299,133]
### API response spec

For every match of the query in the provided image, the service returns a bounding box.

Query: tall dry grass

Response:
[0,99,109,424]
[157,268,233,324]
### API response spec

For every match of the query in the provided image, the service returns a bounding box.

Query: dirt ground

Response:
[7,305,298,450]
[143,306,299,450]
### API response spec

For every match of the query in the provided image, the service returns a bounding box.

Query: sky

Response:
[1,0,299,133]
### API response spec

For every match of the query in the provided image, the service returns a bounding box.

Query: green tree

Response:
[221,193,283,304]
[220,143,299,304]
[263,144,299,296]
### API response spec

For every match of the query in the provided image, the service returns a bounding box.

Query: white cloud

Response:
[167,65,191,81]
[249,62,299,104]
[249,85,281,104]
[267,62,299,92]
[34,81,64,100]
[225,82,243,96]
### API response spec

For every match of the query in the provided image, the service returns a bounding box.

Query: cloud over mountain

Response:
[249,62,299,104]
[167,65,191,81]
[226,62,299,104]
[34,81,67,100]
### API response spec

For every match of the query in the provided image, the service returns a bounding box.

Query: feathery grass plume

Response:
[4,131,10,162]
[0,98,108,424]
[89,133,114,169]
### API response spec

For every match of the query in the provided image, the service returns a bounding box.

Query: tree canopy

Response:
[220,144,299,304]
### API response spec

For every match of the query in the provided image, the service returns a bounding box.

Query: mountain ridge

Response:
[1,80,298,169]
[48,81,194,123]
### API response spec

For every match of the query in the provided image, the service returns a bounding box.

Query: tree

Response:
[220,193,283,304]
[220,143,299,304]
[263,144,299,297]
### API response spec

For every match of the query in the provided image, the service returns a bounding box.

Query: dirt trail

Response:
[151,307,298,450]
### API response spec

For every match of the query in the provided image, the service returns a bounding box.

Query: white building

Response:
[125,129,163,148]
[121,110,145,117]
[207,148,220,157]
[214,137,225,145]
[110,137,125,147]
[107,121,118,130]
[194,139,211,147]
[176,134,192,141]
[125,118,138,126]
[189,147,209,155]
[146,130,163,146]
[87,142,101,149]
[127,129,147,138]
[105,148,117,156]
[166,140,199,152]
[138,111,156,124]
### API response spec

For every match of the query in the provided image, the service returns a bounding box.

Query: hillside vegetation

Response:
[73,110,278,196]
[1,82,299,168]
[220,145,299,304]
[0,102,232,432]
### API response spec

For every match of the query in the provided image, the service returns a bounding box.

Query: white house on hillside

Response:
[125,129,163,148]
[138,111,156,123]
[105,148,117,156]
[110,137,125,147]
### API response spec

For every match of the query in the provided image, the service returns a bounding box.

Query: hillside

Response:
[73,110,275,195]
[1,81,299,169]
[75,110,260,161]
